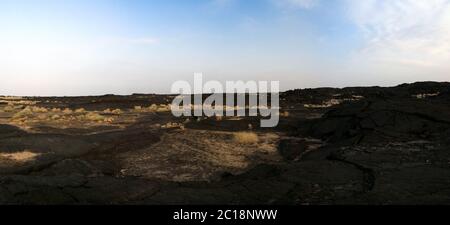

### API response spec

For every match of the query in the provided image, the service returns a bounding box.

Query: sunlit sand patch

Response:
[0,151,41,163]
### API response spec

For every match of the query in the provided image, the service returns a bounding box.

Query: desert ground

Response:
[1,82,450,204]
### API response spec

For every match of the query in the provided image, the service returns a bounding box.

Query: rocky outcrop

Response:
[307,99,450,144]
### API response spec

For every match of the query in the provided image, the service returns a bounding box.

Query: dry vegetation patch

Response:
[233,132,259,144]
[0,151,41,163]
[5,105,117,129]
[75,108,86,114]
[133,104,171,113]
[85,112,106,122]
[118,130,281,182]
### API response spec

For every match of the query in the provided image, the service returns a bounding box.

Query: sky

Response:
[0,0,449,96]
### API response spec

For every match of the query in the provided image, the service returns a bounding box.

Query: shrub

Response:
[86,112,105,122]
[31,106,48,113]
[111,109,123,115]
[62,108,73,114]
[156,104,170,112]
[161,122,184,129]
[233,132,259,144]
[104,117,114,123]
[37,114,48,120]
[280,111,290,117]
[3,106,14,112]
[51,114,61,120]
[76,115,86,120]
[12,107,33,119]
[148,104,158,111]
[75,108,86,113]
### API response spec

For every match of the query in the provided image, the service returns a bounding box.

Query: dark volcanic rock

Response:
[0,125,27,139]
[278,138,308,161]
[278,138,322,161]
[38,159,104,177]
[307,99,450,144]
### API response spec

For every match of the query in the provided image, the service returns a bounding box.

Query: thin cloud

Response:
[346,0,450,67]
[212,0,319,10]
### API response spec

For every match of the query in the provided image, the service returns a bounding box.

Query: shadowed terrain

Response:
[1,82,450,204]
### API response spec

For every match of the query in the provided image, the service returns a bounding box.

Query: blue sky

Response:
[1,0,449,95]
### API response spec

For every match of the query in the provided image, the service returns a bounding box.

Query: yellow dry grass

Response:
[12,107,33,120]
[0,151,40,162]
[233,132,259,144]
[85,112,105,122]
[111,109,123,114]
[75,108,86,113]
[62,108,73,114]
[3,106,14,112]
[31,106,48,113]
[280,111,290,117]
